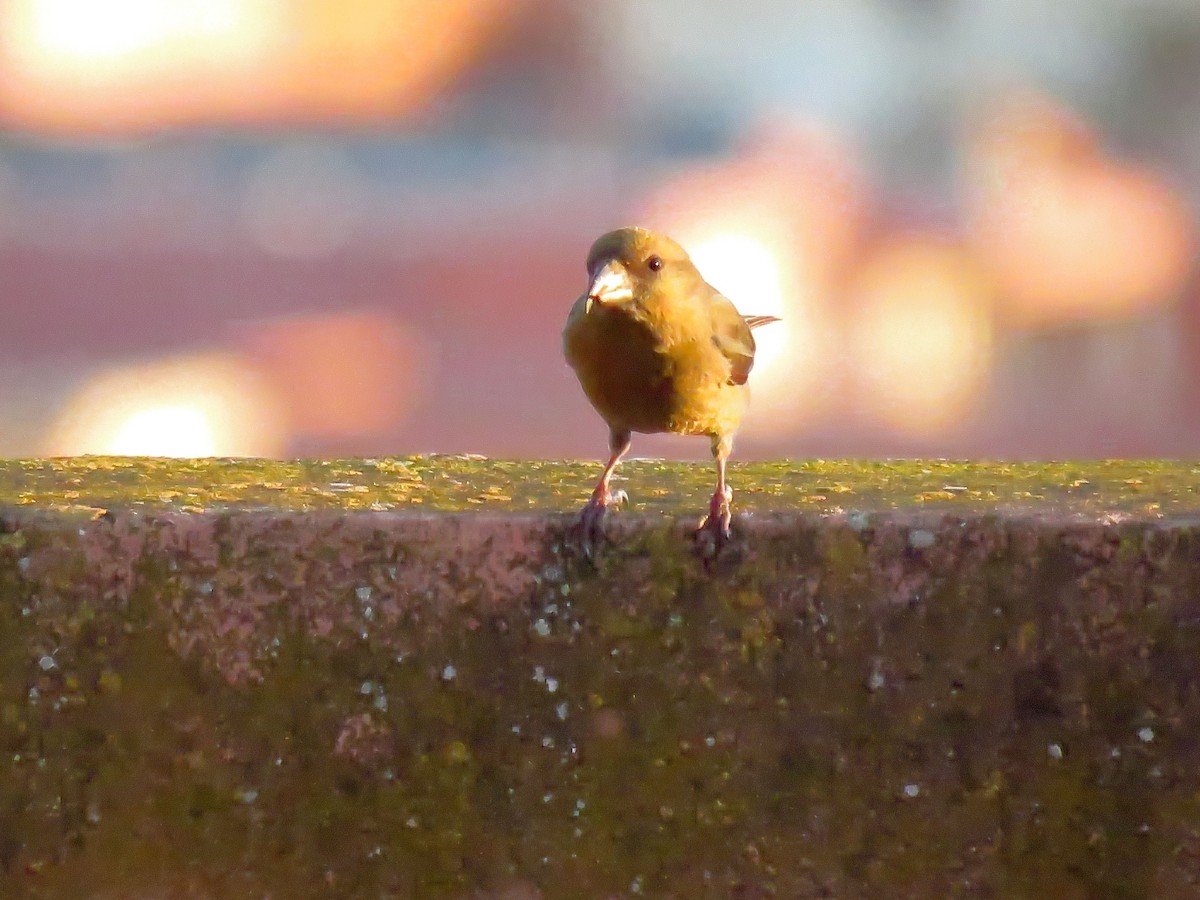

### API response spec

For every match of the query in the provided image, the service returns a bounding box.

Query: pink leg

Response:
[696,434,734,549]
[578,429,631,555]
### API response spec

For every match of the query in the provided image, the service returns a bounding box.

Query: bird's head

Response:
[583,227,695,314]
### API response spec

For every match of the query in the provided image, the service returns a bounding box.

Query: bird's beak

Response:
[586,261,633,313]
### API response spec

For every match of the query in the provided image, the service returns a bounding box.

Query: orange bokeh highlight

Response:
[966,91,1196,329]
[638,121,873,428]
[46,351,288,457]
[237,309,428,440]
[0,0,525,133]
[643,122,870,295]
[850,236,994,436]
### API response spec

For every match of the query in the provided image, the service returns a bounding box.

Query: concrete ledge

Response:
[3,458,1200,897]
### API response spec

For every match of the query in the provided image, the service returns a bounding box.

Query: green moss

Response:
[3,460,1200,894]
[1,457,1198,517]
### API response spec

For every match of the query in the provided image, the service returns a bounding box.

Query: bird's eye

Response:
[646,255,663,272]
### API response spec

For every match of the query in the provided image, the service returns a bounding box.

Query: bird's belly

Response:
[565,312,674,432]
[565,312,745,436]
[578,352,677,433]
[590,373,745,437]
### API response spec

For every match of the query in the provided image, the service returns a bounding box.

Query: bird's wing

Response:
[705,287,758,386]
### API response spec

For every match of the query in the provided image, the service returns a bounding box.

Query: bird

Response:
[562,226,779,555]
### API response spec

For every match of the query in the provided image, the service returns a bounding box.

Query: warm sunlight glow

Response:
[0,0,279,130]
[671,222,826,431]
[638,120,872,434]
[967,90,1196,328]
[851,238,993,435]
[47,353,288,457]
[681,225,821,428]
[688,232,787,373]
[235,310,430,438]
[7,0,271,77]
[109,404,218,458]
[20,0,248,65]
[0,0,524,132]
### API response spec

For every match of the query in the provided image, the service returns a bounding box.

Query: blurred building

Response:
[0,0,1197,460]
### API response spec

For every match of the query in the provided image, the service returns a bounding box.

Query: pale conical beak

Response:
[586,261,633,313]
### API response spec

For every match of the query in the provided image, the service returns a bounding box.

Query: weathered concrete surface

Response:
[3,457,1200,898]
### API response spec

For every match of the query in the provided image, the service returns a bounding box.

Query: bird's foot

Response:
[573,486,628,561]
[694,486,733,560]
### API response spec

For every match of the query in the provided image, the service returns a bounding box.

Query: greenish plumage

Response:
[562,226,779,554]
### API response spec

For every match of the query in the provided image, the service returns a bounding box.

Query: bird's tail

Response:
[743,315,781,330]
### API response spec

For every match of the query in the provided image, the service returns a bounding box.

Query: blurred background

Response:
[0,0,1197,461]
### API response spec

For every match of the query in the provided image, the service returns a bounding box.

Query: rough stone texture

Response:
[3,458,1200,898]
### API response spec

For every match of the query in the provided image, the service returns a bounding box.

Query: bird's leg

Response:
[590,429,631,507]
[696,434,734,548]
[578,429,631,554]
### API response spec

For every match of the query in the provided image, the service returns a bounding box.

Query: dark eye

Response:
[646,255,663,272]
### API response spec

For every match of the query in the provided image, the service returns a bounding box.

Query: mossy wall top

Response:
[2,457,1200,898]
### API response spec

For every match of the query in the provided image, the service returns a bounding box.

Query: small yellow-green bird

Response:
[563,226,779,552]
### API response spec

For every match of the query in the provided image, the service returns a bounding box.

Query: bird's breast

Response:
[563,304,744,436]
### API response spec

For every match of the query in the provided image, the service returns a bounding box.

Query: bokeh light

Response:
[236,310,430,441]
[108,405,219,457]
[47,353,288,457]
[0,4,1197,460]
[0,0,525,132]
[850,236,994,436]
[966,91,1197,329]
[11,0,268,71]
[639,122,872,429]
[0,0,279,130]
[685,232,788,374]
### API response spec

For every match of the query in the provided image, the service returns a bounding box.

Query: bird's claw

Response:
[694,487,733,560]
[572,487,628,561]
